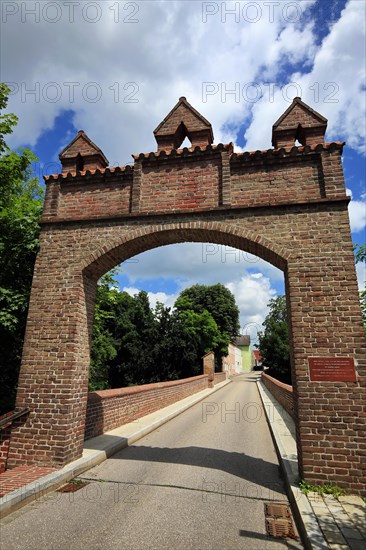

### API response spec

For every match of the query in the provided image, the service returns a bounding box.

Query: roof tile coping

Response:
[231,141,345,162]
[88,374,208,401]
[44,164,134,182]
[44,141,345,182]
[132,142,234,160]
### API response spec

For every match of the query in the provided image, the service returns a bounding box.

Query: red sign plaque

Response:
[308,357,357,382]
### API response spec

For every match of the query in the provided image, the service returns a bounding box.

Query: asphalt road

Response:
[1,373,303,549]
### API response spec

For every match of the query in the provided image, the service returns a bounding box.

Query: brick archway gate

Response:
[8,97,365,494]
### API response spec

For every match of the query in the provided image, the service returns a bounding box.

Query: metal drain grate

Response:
[265,517,297,539]
[57,481,89,493]
[264,502,297,540]
[265,503,291,519]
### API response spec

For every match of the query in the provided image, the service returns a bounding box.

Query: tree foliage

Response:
[90,280,240,390]
[174,283,240,370]
[257,296,291,383]
[0,84,44,413]
[354,244,366,335]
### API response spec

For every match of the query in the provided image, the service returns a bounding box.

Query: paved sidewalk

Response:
[307,493,365,550]
[257,379,366,550]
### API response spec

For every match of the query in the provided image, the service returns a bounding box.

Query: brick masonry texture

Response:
[261,373,294,419]
[214,373,227,385]
[84,375,209,440]
[0,465,57,498]
[7,98,366,495]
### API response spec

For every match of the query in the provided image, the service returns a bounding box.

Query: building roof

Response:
[154,96,213,135]
[59,130,109,164]
[235,335,250,347]
[272,96,327,129]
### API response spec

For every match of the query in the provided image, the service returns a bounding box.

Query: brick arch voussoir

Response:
[82,221,290,280]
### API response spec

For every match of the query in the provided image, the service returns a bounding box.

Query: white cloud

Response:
[122,244,281,341]
[348,199,366,233]
[356,262,366,291]
[244,1,366,152]
[2,1,361,337]
[123,286,178,310]
[0,1,315,159]
[121,243,284,285]
[226,273,277,338]
[346,189,366,233]
[2,0,364,166]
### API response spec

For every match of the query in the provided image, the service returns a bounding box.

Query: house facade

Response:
[223,343,243,374]
[234,335,252,371]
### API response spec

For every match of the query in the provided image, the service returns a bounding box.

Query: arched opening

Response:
[76,152,84,172]
[81,223,293,439]
[87,240,286,390]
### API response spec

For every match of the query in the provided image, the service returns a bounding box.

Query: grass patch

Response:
[298,480,346,499]
[69,478,86,485]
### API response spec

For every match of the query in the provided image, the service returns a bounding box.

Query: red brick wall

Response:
[85,375,209,439]
[139,157,220,213]
[42,145,347,222]
[57,178,132,219]
[261,373,294,419]
[43,170,133,222]
[231,156,324,206]
[214,372,227,384]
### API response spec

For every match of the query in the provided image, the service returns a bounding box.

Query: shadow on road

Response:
[106,442,286,495]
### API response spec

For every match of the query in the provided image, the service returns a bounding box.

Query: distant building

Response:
[223,343,243,374]
[234,335,252,371]
[252,350,262,369]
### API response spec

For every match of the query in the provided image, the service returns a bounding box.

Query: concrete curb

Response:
[0,378,231,519]
[256,379,329,550]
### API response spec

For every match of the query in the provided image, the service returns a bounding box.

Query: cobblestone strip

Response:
[307,493,366,550]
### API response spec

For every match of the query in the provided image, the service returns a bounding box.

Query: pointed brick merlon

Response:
[272,97,327,149]
[154,97,214,152]
[59,130,109,175]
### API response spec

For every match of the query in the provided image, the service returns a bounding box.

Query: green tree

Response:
[88,279,240,390]
[257,296,291,383]
[175,284,240,338]
[107,290,161,387]
[354,244,366,335]
[174,284,240,369]
[0,83,43,413]
[89,270,121,391]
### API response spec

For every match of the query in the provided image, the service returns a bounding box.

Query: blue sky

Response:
[1,0,365,341]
